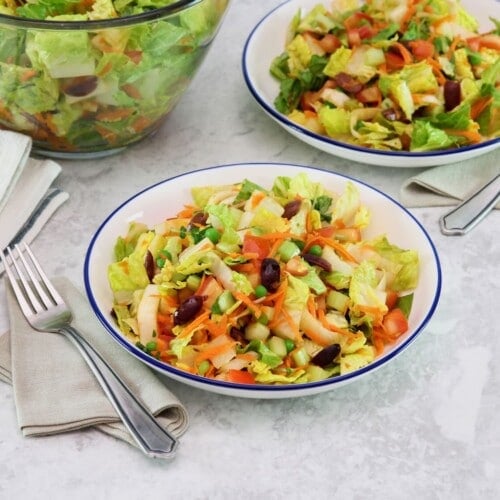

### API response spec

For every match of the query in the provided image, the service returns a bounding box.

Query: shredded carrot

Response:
[445,128,483,144]
[205,315,228,338]
[20,69,37,82]
[268,238,284,258]
[177,310,211,339]
[195,339,235,364]
[96,108,134,122]
[267,280,288,327]
[390,42,413,65]
[446,36,462,58]
[233,291,262,318]
[306,235,358,263]
[250,191,266,209]
[280,308,302,342]
[470,96,493,120]
[122,83,142,100]
[176,205,197,218]
[426,57,446,85]
[307,295,317,317]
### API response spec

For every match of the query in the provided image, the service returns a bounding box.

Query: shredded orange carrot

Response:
[96,108,134,122]
[268,238,284,258]
[176,205,197,218]
[307,295,317,317]
[233,291,262,318]
[177,310,211,339]
[390,42,413,65]
[445,128,483,144]
[470,96,493,120]
[306,235,358,263]
[205,315,228,338]
[280,308,302,342]
[267,280,288,327]
[195,339,235,364]
[122,83,142,100]
[426,57,446,85]
[250,191,266,209]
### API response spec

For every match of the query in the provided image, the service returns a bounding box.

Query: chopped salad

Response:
[0,0,228,153]
[108,173,419,385]
[270,0,500,152]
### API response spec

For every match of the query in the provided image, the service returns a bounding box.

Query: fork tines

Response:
[1,242,63,316]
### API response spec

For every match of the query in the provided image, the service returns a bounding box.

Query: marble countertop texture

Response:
[1,1,499,499]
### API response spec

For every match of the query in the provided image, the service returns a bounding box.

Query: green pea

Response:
[205,227,221,244]
[284,339,295,353]
[254,284,268,298]
[309,244,322,256]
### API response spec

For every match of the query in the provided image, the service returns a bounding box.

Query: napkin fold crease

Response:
[0,277,188,452]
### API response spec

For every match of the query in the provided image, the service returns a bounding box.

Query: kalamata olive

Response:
[302,253,332,272]
[283,199,301,219]
[144,250,155,282]
[62,76,98,97]
[229,326,245,343]
[444,80,461,111]
[260,258,281,291]
[174,295,203,325]
[333,72,363,94]
[188,211,208,229]
[311,343,341,367]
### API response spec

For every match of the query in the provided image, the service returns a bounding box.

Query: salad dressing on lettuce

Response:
[270,0,499,152]
[108,173,420,385]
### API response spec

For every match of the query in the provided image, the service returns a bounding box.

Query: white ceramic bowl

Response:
[242,0,500,168]
[84,163,442,398]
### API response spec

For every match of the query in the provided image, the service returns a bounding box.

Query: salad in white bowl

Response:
[85,164,442,398]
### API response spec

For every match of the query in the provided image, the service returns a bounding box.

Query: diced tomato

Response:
[408,40,434,60]
[157,313,174,336]
[347,28,362,47]
[227,369,256,384]
[242,234,271,260]
[385,51,406,70]
[358,25,376,39]
[344,12,373,29]
[356,85,382,104]
[383,308,409,339]
[315,226,336,238]
[385,290,399,310]
[319,33,342,53]
[300,90,320,112]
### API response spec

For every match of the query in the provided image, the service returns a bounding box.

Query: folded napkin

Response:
[400,147,500,209]
[0,131,69,253]
[0,277,188,453]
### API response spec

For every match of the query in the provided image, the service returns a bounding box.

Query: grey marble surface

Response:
[1,1,499,498]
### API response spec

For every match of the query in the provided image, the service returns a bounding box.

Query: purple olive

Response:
[311,344,341,367]
[174,295,203,325]
[283,199,301,219]
[144,250,155,282]
[260,258,281,291]
[444,80,461,111]
[62,76,98,97]
[303,253,332,272]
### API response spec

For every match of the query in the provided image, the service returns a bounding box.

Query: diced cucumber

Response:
[268,336,287,358]
[326,289,350,313]
[245,322,271,341]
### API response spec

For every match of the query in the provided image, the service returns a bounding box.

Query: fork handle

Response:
[60,325,178,458]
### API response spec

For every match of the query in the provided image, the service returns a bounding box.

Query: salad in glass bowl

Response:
[0,0,230,158]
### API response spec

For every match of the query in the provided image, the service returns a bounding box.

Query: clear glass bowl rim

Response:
[0,0,205,30]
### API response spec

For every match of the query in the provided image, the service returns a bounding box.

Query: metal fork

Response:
[1,242,178,459]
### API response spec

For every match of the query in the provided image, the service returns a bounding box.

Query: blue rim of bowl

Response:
[0,0,202,29]
[241,0,500,160]
[84,162,442,394]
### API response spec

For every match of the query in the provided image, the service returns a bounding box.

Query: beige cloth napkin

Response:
[0,131,68,253]
[0,277,188,451]
[400,147,500,209]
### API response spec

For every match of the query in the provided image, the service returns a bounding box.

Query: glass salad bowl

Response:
[0,0,230,159]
